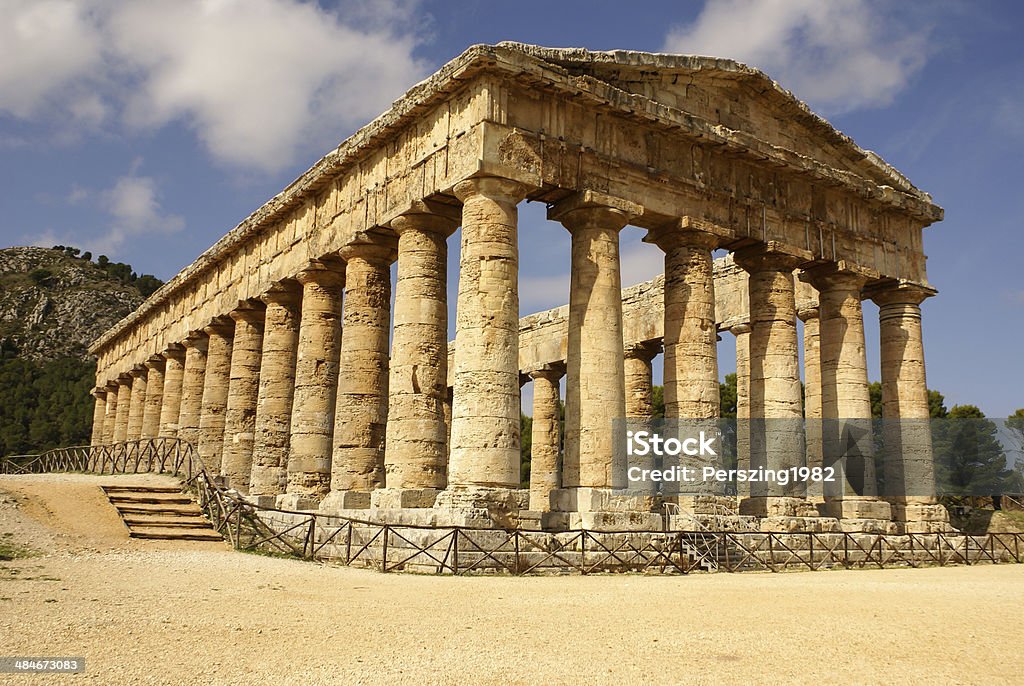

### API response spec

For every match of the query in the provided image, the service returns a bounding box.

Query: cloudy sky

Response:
[1,0,1021,416]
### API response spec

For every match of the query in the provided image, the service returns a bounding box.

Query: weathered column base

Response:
[892,503,955,533]
[318,490,372,511]
[546,487,662,531]
[370,487,441,510]
[433,486,528,529]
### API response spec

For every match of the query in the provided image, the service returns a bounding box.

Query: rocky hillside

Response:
[0,246,149,360]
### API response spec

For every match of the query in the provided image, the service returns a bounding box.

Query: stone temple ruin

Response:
[87,43,950,536]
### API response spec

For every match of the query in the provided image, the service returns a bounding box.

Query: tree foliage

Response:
[0,355,95,456]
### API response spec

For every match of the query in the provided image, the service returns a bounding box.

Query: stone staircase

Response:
[102,485,223,542]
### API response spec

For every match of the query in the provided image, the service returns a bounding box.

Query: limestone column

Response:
[381,206,458,506]
[550,192,638,491]
[624,342,661,419]
[177,333,209,449]
[90,388,107,445]
[141,357,165,439]
[808,265,890,523]
[126,367,147,441]
[113,375,132,443]
[650,229,721,420]
[250,282,301,498]
[446,177,528,492]
[102,381,120,444]
[198,319,234,473]
[326,241,395,509]
[734,247,809,516]
[730,322,751,499]
[528,364,565,511]
[869,282,941,525]
[285,259,345,504]
[220,305,265,493]
[799,305,824,502]
[158,345,186,437]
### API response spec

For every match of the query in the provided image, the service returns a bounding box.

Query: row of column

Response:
[90,175,935,522]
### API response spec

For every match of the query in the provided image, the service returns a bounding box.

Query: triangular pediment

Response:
[496,42,925,201]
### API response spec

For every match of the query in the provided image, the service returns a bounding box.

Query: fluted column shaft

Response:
[624,342,661,419]
[448,177,527,489]
[799,306,824,501]
[141,359,165,439]
[730,323,751,498]
[198,322,234,472]
[871,284,937,509]
[250,284,301,497]
[735,248,806,506]
[385,212,457,491]
[90,389,107,445]
[221,307,265,492]
[331,245,394,493]
[178,335,209,449]
[287,262,345,498]
[529,365,564,511]
[102,383,119,444]
[657,231,721,420]
[556,202,631,490]
[159,347,186,437]
[126,369,147,441]
[113,378,131,442]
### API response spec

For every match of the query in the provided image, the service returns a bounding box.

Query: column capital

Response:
[203,317,235,338]
[796,305,820,322]
[103,381,120,394]
[548,190,642,232]
[117,372,133,384]
[645,216,731,251]
[91,387,107,399]
[865,280,937,307]
[390,199,461,237]
[728,321,752,336]
[183,330,209,351]
[296,257,346,287]
[261,279,302,307]
[624,340,662,362]
[339,237,398,265]
[800,260,879,293]
[229,301,267,325]
[526,361,567,382]
[453,176,529,205]
[143,356,165,371]
[127,365,147,379]
[162,343,186,362]
[733,242,811,273]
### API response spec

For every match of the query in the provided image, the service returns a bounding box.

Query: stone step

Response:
[123,517,212,529]
[107,495,194,505]
[115,504,203,516]
[102,485,182,494]
[128,528,224,542]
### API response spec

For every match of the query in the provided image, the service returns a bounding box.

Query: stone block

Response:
[319,490,371,512]
[275,493,320,511]
[551,487,658,513]
[370,488,440,509]
[568,511,663,531]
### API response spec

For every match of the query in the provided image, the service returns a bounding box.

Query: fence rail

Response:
[3,440,1023,575]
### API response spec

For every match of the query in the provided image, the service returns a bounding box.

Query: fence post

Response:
[381,525,389,573]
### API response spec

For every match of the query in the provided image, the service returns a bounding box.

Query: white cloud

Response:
[99,175,184,250]
[0,0,427,171]
[663,0,930,113]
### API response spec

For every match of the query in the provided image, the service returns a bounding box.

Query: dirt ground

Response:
[1,473,1022,686]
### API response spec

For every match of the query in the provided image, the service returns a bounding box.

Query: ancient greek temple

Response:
[87,43,947,534]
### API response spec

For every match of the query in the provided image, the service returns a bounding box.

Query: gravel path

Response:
[1,473,1022,685]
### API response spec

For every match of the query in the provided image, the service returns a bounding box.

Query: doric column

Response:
[869,282,941,526]
[624,341,661,419]
[102,381,120,444]
[734,246,810,517]
[446,177,528,491]
[807,265,891,523]
[126,366,147,441]
[113,375,132,443]
[285,259,345,504]
[220,304,265,493]
[325,240,395,509]
[141,357,165,439]
[730,322,751,498]
[798,304,824,502]
[90,388,107,445]
[177,333,209,449]
[198,319,234,473]
[250,282,301,498]
[158,345,186,437]
[380,206,458,507]
[550,192,638,491]
[649,227,721,420]
[528,363,565,511]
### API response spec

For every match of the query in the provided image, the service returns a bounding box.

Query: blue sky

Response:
[1,0,1021,416]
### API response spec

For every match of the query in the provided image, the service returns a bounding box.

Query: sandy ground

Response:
[1,473,1022,686]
